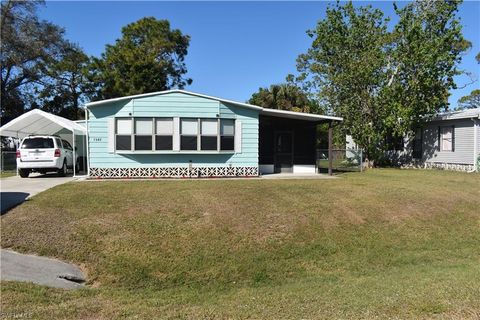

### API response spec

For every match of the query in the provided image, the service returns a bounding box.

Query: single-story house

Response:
[84,90,342,178]
[346,108,480,172]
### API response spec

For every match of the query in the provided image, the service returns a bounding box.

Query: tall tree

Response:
[38,44,95,119]
[457,89,480,109]
[457,51,480,110]
[294,1,469,164]
[248,84,321,113]
[92,17,192,100]
[0,0,67,121]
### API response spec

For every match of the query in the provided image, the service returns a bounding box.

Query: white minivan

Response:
[16,135,77,178]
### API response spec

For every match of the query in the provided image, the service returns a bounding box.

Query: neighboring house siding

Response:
[88,92,259,171]
[421,119,474,165]
[345,113,479,171]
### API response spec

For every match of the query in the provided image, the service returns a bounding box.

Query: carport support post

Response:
[328,121,333,176]
[72,129,76,177]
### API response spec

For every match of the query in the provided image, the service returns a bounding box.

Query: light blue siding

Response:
[88,92,259,168]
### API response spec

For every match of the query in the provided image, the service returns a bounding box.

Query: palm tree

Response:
[248,84,321,113]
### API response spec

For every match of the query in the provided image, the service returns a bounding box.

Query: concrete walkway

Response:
[0,249,85,289]
[0,173,75,214]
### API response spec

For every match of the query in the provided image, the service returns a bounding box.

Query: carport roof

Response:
[0,109,86,138]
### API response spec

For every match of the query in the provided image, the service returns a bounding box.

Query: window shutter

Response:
[173,117,180,151]
[107,118,115,153]
[235,120,242,153]
[451,125,455,152]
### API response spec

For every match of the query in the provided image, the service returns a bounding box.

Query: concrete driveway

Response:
[0,173,75,214]
[0,249,85,289]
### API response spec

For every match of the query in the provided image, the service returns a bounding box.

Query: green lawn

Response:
[0,171,16,178]
[1,169,479,319]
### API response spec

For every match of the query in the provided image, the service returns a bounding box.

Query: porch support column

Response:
[328,121,333,176]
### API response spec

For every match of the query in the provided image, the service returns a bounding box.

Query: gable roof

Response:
[0,109,86,138]
[85,89,263,110]
[85,89,342,122]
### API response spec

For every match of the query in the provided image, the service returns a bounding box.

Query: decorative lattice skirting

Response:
[403,161,476,172]
[423,162,475,172]
[89,166,259,179]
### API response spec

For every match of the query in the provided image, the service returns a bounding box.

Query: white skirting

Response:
[89,166,259,178]
[293,164,316,174]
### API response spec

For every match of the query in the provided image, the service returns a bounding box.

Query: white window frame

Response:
[200,119,219,151]
[114,117,236,154]
[220,119,235,151]
[134,118,154,151]
[440,126,454,152]
[155,118,174,151]
[115,118,133,151]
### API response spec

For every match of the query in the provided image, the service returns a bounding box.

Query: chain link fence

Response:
[1,151,17,172]
[317,149,363,174]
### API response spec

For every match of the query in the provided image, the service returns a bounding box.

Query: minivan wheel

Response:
[58,161,67,177]
[18,169,30,178]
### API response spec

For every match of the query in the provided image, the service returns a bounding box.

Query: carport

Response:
[0,109,87,177]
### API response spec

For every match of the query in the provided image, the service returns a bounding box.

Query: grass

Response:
[1,169,479,319]
[0,171,16,178]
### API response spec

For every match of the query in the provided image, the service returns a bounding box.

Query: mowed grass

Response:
[0,171,16,178]
[1,169,479,319]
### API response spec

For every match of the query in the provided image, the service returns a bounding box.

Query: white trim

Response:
[107,118,115,153]
[235,120,242,153]
[473,118,479,172]
[85,108,90,177]
[173,117,180,151]
[114,150,235,155]
[72,130,76,176]
[260,108,343,122]
[293,164,316,174]
[84,89,343,122]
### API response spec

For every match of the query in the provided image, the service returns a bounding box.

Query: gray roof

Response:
[433,108,480,121]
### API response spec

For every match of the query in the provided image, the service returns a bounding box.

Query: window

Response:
[155,118,173,150]
[21,138,54,149]
[220,119,235,151]
[55,138,62,149]
[201,119,218,150]
[181,119,198,150]
[134,118,153,150]
[62,140,73,151]
[412,128,422,159]
[114,117,235,153]
[440,126,454,152]
[116,118,132,150]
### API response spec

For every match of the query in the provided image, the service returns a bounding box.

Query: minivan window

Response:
[21,138,54,149]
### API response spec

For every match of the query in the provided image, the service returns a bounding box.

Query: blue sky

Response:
[39,1,480,108]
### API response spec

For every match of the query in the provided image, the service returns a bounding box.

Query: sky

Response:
[38,1,480,108]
